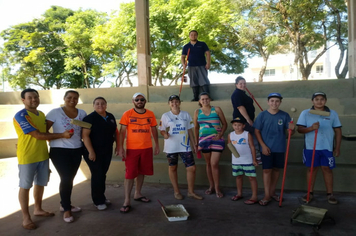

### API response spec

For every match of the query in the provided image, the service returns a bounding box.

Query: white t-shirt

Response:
[46,107,87,148]
[230,131,253,165]
[159,110,194,153]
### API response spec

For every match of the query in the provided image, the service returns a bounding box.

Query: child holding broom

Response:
[227,117,258,205]
[297,92,342,204]
[254,93,295,206]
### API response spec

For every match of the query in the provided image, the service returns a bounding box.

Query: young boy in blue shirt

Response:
[297,92,342,204]
[254,93,295,206]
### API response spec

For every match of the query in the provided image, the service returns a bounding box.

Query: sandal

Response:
[205,189,215,195]
[231,195,243,201]
[244,199,258,205]
[216,192,224,198]
[120,205,131,213]
[271,195,280,202]
[259,199,271,206]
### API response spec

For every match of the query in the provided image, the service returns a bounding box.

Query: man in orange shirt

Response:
[118,93,160,213]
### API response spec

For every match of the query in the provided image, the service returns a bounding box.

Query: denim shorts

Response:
[18,159,49,189]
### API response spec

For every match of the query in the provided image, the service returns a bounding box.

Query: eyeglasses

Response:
[134,98,146,102]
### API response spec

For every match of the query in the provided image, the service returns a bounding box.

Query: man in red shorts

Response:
[118,92,160,213]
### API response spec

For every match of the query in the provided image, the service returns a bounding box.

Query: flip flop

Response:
[134,196,151,203]
[231,195,243,201]
[120,205,131,213]
[22,222,37,230]
[271,195,280,202]
[244,199,258,205]
[259,199,271,206]
[34,211,55,217]
[205,189,215,195]
[216,192,224,198]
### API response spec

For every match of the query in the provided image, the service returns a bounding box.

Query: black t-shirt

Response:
[231,88,255,123]
[83,111,117,153]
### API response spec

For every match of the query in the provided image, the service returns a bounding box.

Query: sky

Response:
[0,0,132,32]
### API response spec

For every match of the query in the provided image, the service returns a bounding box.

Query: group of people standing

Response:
[13,29,341,230]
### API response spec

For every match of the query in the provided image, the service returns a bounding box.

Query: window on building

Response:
[316,65,323,73]
[265,69,276,76]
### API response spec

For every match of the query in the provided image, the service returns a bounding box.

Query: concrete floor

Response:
[0,180,355,236]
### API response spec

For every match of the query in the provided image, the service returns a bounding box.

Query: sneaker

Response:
[96,204,107,211]
[327,194,338,205]
[301,193,314,203]
[174,193,183,200]
[105,199,111,205]
[60,205,82,212]
[188,193,203,200]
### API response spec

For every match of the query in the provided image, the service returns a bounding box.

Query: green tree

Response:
[149,0,246,86]
[324,0,348,79]
[62,9,108,88]
[0,6,74,89]
[92,3,137,87]
[230,1,289,82]
[266,0,346,80]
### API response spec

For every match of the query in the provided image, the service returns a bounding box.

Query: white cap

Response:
[132,92,146,100]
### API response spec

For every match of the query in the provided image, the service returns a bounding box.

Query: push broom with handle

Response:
[279,119,293,207]
[306,129,318,203]
[245,87,263,111]
[179,48,190,98]
[305,109,329,203]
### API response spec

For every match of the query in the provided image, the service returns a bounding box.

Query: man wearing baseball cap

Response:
[254,92,295,206]
[118,92,160,213]
[297,92,342,204]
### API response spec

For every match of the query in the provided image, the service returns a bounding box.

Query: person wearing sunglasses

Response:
[118,93,160,213]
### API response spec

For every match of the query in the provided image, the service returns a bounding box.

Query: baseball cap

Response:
[267,92,283,100]
[231,117,245,124]
[168,95,180,102]
[312,92,327,100]
[132,92,146,100]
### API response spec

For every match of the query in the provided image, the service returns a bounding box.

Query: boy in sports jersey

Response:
[297,92,342,204]
[13,89,73,230]
[254,93,295,206]
[228,117,258,205]
[118,93,160,213]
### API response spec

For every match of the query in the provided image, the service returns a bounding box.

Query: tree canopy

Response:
[0,0,348,90]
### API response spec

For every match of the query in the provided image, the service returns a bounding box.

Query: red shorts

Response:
[125,148,154,179]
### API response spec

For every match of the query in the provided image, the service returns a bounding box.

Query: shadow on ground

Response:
[1,181,355,236]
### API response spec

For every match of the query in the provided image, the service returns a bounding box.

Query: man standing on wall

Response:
[118,92,160,213]
[13,88,73,230]
[182,30,212,101]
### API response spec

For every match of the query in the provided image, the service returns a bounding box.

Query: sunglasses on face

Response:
[134,98,146,102]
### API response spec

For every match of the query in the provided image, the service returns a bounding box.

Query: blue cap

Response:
[267,93,283,99]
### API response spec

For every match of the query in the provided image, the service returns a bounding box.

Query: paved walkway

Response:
[1,180,355,236]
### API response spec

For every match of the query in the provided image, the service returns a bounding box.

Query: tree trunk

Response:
[258,55,269,82]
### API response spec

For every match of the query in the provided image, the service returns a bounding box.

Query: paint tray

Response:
[161,204,189,222]
[291,205,328,227]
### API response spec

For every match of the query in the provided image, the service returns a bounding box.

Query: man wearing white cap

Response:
[118,93,160,213]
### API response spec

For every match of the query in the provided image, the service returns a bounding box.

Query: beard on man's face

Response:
[134,102,145,109]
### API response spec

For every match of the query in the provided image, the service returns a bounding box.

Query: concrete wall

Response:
[1,79,356,192]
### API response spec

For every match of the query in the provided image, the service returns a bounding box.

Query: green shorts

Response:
[232,164,256,177]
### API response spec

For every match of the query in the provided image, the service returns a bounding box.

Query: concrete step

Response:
[2,136,355,166]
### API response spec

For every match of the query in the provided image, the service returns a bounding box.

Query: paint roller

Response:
[308,110,330,116]
[227,143,240,158]
[70,119,92,129]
